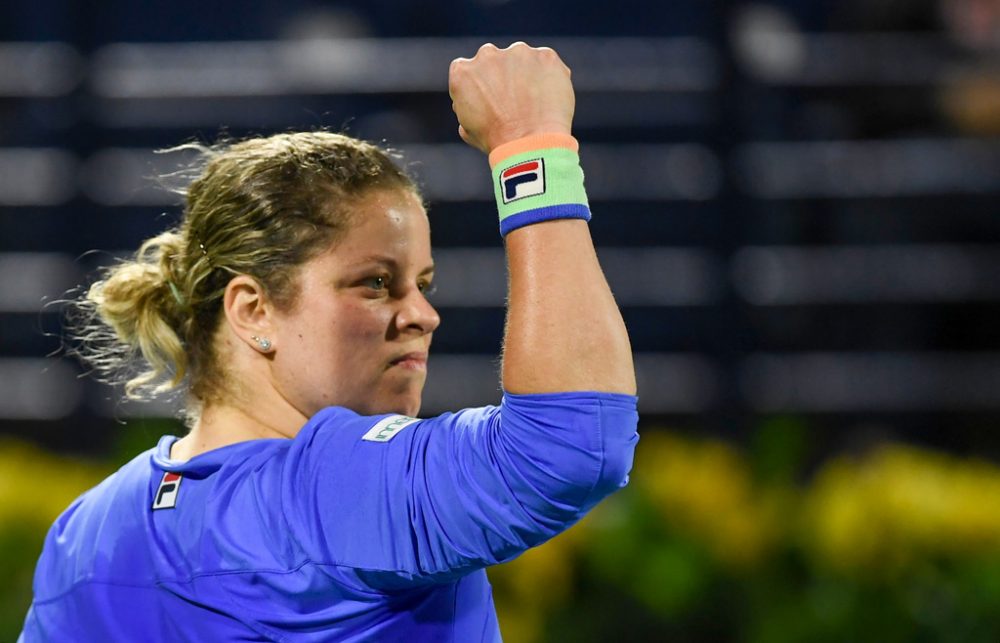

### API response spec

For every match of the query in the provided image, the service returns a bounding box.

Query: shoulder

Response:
[64,446,159,517]
[293,404,501,451]
[32,446,162,599]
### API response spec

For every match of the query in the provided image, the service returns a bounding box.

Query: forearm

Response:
[503,219,636,394]
[449,43,636,395]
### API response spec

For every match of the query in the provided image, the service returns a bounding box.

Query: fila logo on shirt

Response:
[152,472,183,510]
[500,158,546,203]
[362,415,420,443]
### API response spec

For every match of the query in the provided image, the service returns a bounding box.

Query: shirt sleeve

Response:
[277,391,638,588]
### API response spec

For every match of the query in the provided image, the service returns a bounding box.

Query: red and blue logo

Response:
[152,471,182,510]
[500,158,546,203]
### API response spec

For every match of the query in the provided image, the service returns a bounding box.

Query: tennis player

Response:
[19,42,638,642]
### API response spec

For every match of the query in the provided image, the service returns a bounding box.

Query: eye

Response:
[418,280,437,296]
[365,275,389,291]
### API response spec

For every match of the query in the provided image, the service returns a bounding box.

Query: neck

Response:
[170,399,308,461]
[170,326,312,461]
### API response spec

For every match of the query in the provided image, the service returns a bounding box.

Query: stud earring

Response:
[250,335,272,351]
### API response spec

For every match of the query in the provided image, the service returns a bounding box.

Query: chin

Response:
[364,375,425,417]
[399,399,422,418]
[373,394,422,418]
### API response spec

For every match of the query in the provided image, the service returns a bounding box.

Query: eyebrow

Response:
[356,255,435,275]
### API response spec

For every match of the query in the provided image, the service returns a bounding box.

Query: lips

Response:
[390,351,428,371]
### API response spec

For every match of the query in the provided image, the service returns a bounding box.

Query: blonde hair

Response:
[70,131,417,412]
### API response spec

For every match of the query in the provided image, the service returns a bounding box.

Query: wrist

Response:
[488,133,578,169]
[486,122,572,154]
[489,133,590,237]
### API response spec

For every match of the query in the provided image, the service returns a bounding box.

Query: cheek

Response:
[335,300,393,343]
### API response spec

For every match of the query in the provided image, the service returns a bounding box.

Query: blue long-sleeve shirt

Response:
[20,391,638,642]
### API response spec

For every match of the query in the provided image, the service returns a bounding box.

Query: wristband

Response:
[489,133,591,236]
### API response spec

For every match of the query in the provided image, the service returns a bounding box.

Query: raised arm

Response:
[449,42,636,395]
[279,44,640,587]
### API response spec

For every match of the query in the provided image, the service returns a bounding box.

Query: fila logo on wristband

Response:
[500,158,546,203]
[489,134,590,236]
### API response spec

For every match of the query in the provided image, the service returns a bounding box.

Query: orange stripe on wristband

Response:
[488,133,579,169]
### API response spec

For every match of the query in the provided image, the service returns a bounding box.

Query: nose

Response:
[396,288,441,335]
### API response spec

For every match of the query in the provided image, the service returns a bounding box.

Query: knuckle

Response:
[538,47,565,67]
[508,41,533,54]
[449,64,469,85]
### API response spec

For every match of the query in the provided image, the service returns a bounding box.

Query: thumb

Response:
[458,124,486,153]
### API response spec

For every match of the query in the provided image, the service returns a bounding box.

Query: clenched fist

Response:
[448,42,575,155]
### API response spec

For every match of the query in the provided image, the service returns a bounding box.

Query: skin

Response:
[450,42,636,395]
[171,189,439,460]
[172,41,636,460]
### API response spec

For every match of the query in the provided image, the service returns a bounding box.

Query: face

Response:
[268,189,440,418]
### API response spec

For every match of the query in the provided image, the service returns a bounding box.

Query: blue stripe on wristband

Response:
[498,203,592,236]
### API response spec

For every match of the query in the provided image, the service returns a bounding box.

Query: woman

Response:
[20,42,637,642]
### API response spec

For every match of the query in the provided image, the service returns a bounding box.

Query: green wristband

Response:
[491,147,591,236]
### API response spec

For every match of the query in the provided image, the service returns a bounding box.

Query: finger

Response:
[458,125,473,146]
[535,45,571,75]
[448,58,467,97]
[457,125,488,153]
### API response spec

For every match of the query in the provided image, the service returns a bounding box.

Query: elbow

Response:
[543,399,640,513]
[499,391,640,521]
[590,428,639,500]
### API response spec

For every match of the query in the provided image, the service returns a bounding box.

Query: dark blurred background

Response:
[2,0,999,641]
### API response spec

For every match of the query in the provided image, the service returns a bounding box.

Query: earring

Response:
[250,335,272,351]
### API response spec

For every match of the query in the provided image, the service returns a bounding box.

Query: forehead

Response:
[317,189,431,267]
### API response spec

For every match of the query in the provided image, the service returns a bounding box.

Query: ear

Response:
[222,275,274,352]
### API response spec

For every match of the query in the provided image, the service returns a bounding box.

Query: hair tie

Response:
[167,281,185,306]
